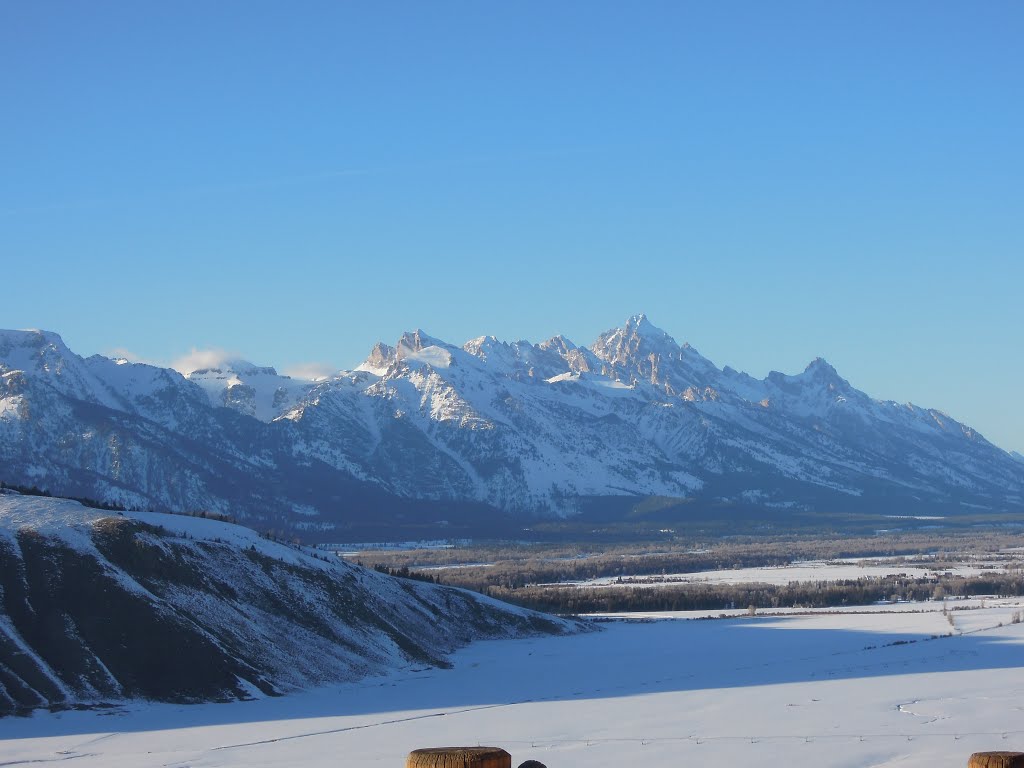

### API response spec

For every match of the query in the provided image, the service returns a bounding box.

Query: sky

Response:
[1,2,1021,452]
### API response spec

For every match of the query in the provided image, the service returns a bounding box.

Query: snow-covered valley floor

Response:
[570,558,1007,587]
[4,601,1024,768]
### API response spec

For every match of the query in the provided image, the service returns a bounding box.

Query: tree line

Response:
[356,529,1024,592]
[475,572,1024,614]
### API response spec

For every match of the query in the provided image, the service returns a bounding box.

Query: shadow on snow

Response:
[5,617,1023,740]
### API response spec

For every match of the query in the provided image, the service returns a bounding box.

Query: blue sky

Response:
[1,2,1022,452]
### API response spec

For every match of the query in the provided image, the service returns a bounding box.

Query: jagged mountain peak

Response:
[396,329,453,356]
[629,312,670,337]
[801,357,848,390]
[538,334,596,375]
[593,313,679,355]
[592,314,674,369]
[804,356,838,376]
[538,334,579,353]
[382,330,455,372]
[461,335,540,370]
[767,356,850,387]
[361,341,396,372]
[356,330,457,374]
[462,334,506,358]
[465,333,500,345]
[590,314,721,394]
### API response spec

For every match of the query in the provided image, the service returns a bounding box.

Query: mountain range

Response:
[1,315,1021,540]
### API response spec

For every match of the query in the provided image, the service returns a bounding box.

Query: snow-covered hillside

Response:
[0,492,576,715]
[1,317,1022,531]
[5,600,1024,767]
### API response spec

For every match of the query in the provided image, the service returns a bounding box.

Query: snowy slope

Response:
[5,601,1024,767]
[187,361,309,422]
[0,492,576,715]
[1,318,1022,527]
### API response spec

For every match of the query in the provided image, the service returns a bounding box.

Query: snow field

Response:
[4,603,1024,768]
[567,558,1018,588]
[591,595,1024,622]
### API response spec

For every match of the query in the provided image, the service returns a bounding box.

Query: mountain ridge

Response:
[1,317,1021,536]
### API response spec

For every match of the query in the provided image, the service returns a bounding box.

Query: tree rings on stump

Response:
[407,747,512,768]
[969,753,1024,768]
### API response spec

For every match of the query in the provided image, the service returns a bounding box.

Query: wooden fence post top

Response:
[969,752,1024,768]
[407,747,512,768]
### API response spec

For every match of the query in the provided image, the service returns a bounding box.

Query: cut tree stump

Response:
[407,747,512,768]
[969,753,1024,768]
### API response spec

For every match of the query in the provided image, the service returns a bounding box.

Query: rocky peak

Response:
[538,335,596,374]
[766,357,850,391]
[591,314,680,366]
[798,357,851,391]
[538,334,578,355]
[396,330,447,357]
[804,357,838,377]
[462,335,506,361]
[362,342,396,372]
[590,314,721,393]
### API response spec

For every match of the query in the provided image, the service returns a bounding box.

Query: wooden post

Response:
[407,747,512,768]
[969,753,1024,768]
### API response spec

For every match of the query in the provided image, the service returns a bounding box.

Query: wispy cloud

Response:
[106,347,152,364]
[283,362,338,381]
[108,344,337,380]
[171,347,239,375]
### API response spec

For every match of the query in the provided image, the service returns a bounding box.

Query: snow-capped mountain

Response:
[1,317,1021,537]
[591,313,722,398]
[186,360,309,422]
[0,491,574,714]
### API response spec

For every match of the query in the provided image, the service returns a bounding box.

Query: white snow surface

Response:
[0,493,334,572]
[4,602,1024,768]
[573,559,1003,588]
[0,493,107,552]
